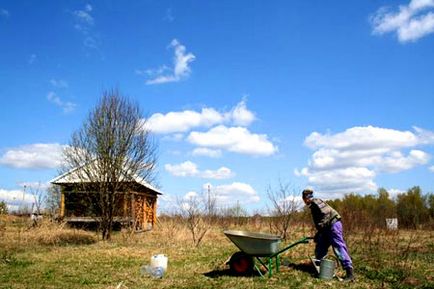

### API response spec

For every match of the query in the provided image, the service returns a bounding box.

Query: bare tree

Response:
[178,189,216,247]
[27,183,44,214]
[45,184,61,219]
[26,183,45,226]
[62,89,157,240]
[267,180,302,240]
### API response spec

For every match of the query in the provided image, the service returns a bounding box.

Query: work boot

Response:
[344,267,355,282]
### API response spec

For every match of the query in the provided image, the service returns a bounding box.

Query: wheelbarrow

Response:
[224,230,312,277]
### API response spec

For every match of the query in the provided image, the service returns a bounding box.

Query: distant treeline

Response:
[326,186,434,230]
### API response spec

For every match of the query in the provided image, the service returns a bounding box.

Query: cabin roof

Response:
[50,162,162,195]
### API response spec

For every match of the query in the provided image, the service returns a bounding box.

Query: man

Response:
[302,189,354,281]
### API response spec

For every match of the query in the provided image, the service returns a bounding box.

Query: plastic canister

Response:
[319,259,335,280]
[150,254,168,273]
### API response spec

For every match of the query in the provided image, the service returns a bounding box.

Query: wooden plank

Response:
[152,198,157,225]
[60,190,65,218]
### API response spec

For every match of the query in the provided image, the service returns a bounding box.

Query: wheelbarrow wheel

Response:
[228,251,254,276]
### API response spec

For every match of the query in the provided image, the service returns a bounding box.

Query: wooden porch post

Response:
[152,197,157,226]
[60,189,65,218]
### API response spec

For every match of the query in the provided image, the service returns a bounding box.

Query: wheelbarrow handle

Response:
[270,236,312,258]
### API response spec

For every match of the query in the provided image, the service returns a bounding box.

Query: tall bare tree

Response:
[62,89,157,240]
[267,180,302,240]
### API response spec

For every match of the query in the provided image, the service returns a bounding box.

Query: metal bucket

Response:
[319,259,335,279]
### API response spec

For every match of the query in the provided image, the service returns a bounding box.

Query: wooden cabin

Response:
[50,167,162,231]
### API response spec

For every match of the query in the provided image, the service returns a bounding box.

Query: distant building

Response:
[50,164,162,231]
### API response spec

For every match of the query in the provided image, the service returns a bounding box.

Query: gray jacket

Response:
[308,198,341,231]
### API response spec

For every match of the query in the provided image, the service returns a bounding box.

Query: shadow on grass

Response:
[287,262,318,277]
[204,261,317,278]
[203,269,262,278]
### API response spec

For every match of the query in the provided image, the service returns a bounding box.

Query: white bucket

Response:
[150,254,168,272]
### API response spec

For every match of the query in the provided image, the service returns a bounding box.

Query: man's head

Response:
[302,189,314,205]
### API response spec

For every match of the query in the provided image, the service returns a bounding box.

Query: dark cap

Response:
[302,189,314,199]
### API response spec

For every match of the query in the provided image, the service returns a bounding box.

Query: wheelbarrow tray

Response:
[224,230,282,257]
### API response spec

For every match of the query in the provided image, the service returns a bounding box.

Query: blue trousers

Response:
[315,220,353,269]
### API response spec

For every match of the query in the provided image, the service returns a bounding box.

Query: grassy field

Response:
[1,216,433,289]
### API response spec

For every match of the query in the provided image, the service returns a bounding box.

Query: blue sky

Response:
[1,0,434,213]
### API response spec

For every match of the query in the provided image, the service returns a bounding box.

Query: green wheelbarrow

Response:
[224,230,312,277]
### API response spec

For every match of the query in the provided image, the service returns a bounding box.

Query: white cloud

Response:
[305,126,419,150]
[146,107,223,134]
[145,39,195,85]
[429,165,434,172]
[298,166,378,197]
[145,100,273,157]
[229,99,256,126]
[297,126,434,196]
[371,0,434,42]
[47,91,76,113]
[201,167,234,180]
[277,195,305,212]
[165,161,198,177]
[388,188,405,199]
[1,9,10,18]
[165,161,234,179]
[183,191,199,200]
[177,182,260,211]
[414,126,434,144]
[0,143,65,169]
[188,125,278,156]
[378,150,429,172]
[0,186,47,212]
[17,182,50,191]
[145,99,256,134]
[192,148,222,158]
[0,189,37,207]
[206,182,261,207]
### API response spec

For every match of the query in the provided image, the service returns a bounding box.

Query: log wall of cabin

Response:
[57,185,158,230]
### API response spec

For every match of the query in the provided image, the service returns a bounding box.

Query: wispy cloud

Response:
[0,143,65,169]
[371,0,434,42]
[28,54,37,65]
[429,165,434,172]
[145,99,255,134]
[47,91,76,113]
[192,148,222,158]
[165,161,234,179]
[143,39,195,85]
[0,9,10,19]
[73,4,94,29]
[163,8,174,22]
[296,126,434,197]
[50,79,69,88]
[72,4,99,50]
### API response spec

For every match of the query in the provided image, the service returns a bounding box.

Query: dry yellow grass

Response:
[0,216,433,289]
